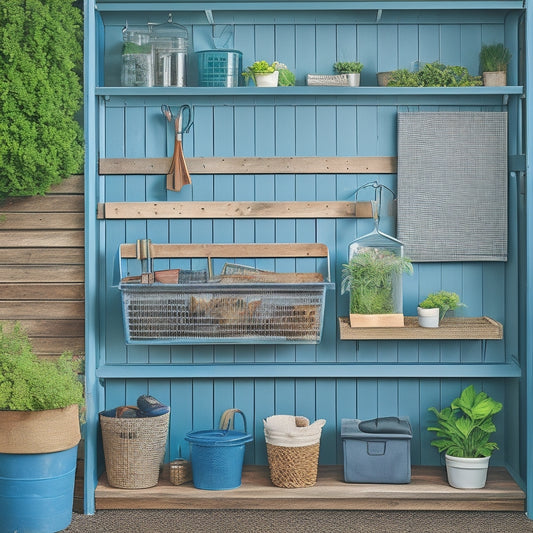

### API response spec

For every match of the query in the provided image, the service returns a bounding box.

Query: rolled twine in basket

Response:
[263,415,326,488]
[100,412,170,489]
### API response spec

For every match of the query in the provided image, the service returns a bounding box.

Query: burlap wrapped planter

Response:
[100,411,169,489]
[266,441,320,488]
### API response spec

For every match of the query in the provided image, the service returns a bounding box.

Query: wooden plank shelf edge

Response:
[338,316,503,340]
[95,465,525,511]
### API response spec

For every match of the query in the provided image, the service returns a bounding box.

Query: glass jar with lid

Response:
[150,15,189,87]
[121,25,153,87]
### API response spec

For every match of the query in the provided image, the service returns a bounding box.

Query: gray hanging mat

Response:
[397,112,507,262]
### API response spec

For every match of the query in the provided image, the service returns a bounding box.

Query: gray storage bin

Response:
[341,417,412,484]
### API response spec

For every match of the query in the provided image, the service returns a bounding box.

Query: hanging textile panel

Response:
[397,112,507,262]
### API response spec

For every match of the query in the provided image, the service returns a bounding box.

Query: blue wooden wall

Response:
[93,9,522,478]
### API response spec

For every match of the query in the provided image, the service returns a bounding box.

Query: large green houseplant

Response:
[0,0,84,198]
[427,385,502,488]
[0,322,84,532]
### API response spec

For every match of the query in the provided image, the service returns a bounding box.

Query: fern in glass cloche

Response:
[341,182,413,327]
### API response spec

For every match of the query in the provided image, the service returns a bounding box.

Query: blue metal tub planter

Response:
[0,406,81,533]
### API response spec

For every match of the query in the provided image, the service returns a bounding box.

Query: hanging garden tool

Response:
[161,104,194,192]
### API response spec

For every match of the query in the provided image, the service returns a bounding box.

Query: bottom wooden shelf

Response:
[95,465,524,511]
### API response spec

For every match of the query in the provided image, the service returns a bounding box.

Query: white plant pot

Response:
[254,71,279,87]
[445,454,490,489]
[482,71,507,87]
[417,307,440,328]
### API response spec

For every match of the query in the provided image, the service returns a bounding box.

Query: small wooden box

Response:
[349,313,405,328]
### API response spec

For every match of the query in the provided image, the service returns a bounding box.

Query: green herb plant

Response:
[242,60,276,84]
[428,385,502,458]
[387,62,481,87]
[341,248,413,314]
[273,61,295,86]
[0,322,84,412]
[333,61,364,74]
[419,290,465,321]
[0,0,84,198]
[479,43,511,73]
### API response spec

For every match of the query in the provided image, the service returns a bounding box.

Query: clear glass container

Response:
[121,26,153,87]
[150,17,189,87]
[343,183,410,320]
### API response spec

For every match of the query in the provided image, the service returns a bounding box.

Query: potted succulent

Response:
[333,61,364,86]
[0,322,84,532]
[479,43,511,86]
[243,60,279,87]
[341,248,413,327]
[417,290,465,328]
[428,385,502,489]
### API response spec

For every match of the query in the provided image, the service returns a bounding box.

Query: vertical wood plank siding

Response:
[0,176,84,357]
[94,14,517,469]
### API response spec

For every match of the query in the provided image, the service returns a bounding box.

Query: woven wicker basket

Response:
[266,442,320,488]
[100,412,170,489]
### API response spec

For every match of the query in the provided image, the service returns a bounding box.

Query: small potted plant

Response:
[479,43,511,86]
[333,61,364,86]
[417,290,465,328]
[427,385,502,489]
[273,61,295,86]
[0,322,84,532]
[341,248,413,327]
[243,60,279,87]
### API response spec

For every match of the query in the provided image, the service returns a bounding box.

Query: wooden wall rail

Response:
[0,175,84,358]
[99,156,397,176]
[97,201,373,220]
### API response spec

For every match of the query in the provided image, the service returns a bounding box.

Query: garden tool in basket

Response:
[162,104,194,192]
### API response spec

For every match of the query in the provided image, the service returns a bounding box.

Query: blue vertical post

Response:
[83,0,98,515]
[527,0,533,519]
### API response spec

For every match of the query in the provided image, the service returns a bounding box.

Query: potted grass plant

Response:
[0,322,84,532]
[333,61,364,86]
[428,385,502,489]
[479,43,511,86]
[341,248,413,327]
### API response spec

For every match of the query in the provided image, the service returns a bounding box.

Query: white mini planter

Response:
[417,306,440,328]
[445,454,490,489]
[254,71,279,87]
[346,73,361,87]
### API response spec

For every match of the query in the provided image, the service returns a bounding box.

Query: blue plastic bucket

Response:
[185,412,252,490]
[0,445,78,533]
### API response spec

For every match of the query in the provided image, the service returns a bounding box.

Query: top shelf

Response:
[95,1,524,12]
[96,86,524,97]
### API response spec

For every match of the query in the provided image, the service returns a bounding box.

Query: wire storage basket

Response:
[117,242,333,345]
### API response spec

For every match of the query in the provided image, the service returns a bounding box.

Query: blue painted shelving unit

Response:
[84,0,531,515]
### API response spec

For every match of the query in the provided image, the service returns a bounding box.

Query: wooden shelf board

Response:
[95,465,524,511]
[339,316,503,340]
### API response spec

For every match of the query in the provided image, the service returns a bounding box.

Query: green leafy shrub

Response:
[428,385,502,458]
[0,323,84,411]
[479,43,511,73]
[387,62,481,87]
[341,249,413,314]
[273,62,295,86]
[0,0,84,198]
[333,61,364,74]
[419,290,465,320]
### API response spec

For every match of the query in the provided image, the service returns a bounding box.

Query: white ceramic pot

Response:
[445,454,490,489]
[417,306,440,328]
[254,71,279,87]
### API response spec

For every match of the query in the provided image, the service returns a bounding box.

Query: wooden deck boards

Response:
[96,465,524,511]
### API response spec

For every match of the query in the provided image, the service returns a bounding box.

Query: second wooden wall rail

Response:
[97,155,394,220]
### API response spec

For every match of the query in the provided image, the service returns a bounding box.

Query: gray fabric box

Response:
[341,418,412,484]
